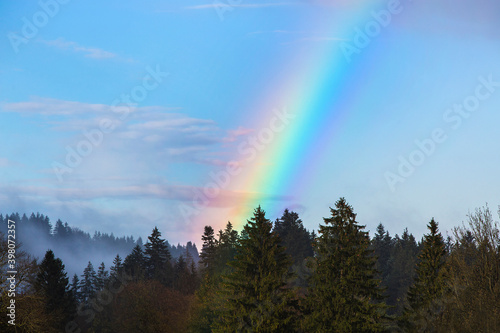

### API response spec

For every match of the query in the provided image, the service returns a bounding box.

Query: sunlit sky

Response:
[1,0,500,245]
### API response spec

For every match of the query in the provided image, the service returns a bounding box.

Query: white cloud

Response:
[185,2,294,10]
[39,38,118,59]
[222,126,254,142]
[1,97,180,117]
[281,36,346,45]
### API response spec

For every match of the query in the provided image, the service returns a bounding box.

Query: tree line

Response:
[1,198,500,332]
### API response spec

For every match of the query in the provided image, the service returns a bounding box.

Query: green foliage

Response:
[274,209,315,288]
[402,219,447,331]
[214,207,297,332]
[273,209,314,265]
[35,250,76,330]
[124,245,146,282]
[372,223,393,282]
[144,227,174,286]
[80,261,98,302]
[189,222,240,333]
[305,198,388,332]
[385,229,418,315]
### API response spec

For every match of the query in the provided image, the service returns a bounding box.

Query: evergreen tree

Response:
[96,262,109,291]
[190,224,238,333]
[215,222,239,276]
[199,225,218,275]
[403,219,447,331]
[144,227,173,286]
[35,250,76,329]
[110,254,123,279]
[274,209,314,265]
[124,244,146,281]
[274,209,314,288]
[80,261,98,302]
[305,198,388,332]
[372,223,393,281]
[215,206,297,332]
[71,274,81,304]
[385,228,419,315]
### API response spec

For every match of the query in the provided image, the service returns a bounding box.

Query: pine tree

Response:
[403,218,447,331]
[80,261,98,303]
[190,224,237,333]
[215,206,297,332]
[124,244,146,281]
[305,198,388,332]
[200,225,218,275]
[144,227,173,286]
[71,274,81,304]
[372,223,393,281]
[215,222,239,275]
[385,229,418,314]
[274,209,314,265]
[35,250,76,329]
[96,262,109,291]
[110,254,123,280]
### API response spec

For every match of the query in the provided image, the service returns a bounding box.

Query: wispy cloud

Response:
[39,38,118,59]
[222,126,254,142]
[0,158,13,167]
[1,97,250,166]
[185,2,294,10]
[1,97,180,117]
[247,29,345,44]
[281,36,346,45]
[247,30,306,36]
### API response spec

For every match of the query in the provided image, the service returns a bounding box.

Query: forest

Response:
[1,198,500,332]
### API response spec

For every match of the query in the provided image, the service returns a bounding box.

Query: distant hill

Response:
[0,212,199,278]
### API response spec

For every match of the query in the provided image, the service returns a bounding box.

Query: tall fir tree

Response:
[305,198,388,332]
[80,261,98,303]
[199,225,218,275]
[144,227,173,286]
[402,218,447,331]
[214,206,297,332]
[190,223,239,333]
[96,262,109,291]
[70,274,81,304]
[274,209,314,265]
[35,250,76,330]
[124,244,146,281]
[110,254,123,279]
[372,223,393,281]
[385,228,419,315]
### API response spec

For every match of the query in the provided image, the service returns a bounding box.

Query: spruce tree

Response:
[215,206,297,332]
[80,261,98,303]
[144,227,173,286]
[305,198,388,332]
[274,209,314,265]
[71,274,81,304]
[124,244,146,281]
[110,254,123,279]
[385,229,418,314]
[96,262,109,291]
[403,218,447,331]
[200,225,218,275]
[372,223,393,281]
[35,250,76,329]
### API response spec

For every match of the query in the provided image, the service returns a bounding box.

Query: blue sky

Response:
[1,0,500,244]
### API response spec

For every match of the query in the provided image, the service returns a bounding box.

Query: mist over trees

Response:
[1,200,500,332]
[0,213,199,278]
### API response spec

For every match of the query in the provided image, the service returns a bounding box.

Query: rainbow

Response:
[194,0,401,235]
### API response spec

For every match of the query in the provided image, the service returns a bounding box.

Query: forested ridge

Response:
[1,198,499,332]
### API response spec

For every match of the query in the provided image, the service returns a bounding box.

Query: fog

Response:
[0,213,199,279]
